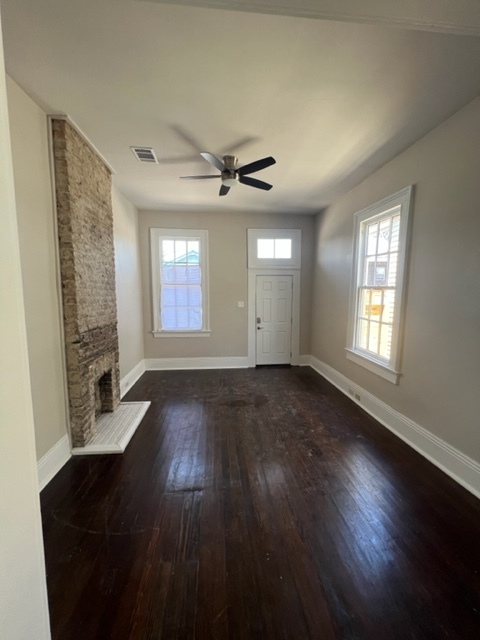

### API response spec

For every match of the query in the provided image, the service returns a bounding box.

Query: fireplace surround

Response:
[51,118,121,448]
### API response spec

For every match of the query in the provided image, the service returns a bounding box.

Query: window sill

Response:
[152,330,211,338]
[345,348,400,384]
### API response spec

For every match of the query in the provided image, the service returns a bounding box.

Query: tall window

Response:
[347,187,412,383]
[150,229,209,336]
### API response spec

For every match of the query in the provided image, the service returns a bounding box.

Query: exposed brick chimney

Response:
[51,119,120,447]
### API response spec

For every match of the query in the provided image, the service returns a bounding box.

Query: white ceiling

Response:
[3,0,480,213]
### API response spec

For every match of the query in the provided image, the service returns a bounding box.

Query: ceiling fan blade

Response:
[219,135,259,156]
[237,156,276,176]
[180,175,221,180]
[219,184,230,196]
[239,175,273,191]
[200,152,227,173]
[171,125,204,153]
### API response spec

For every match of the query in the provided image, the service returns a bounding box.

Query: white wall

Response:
[311,97,480,464]
[112,186,144,379]
[0,13,51,639]
[6,76,69,461]
[139,210,315,360]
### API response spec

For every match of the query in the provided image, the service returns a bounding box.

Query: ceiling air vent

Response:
[131,146,158,164]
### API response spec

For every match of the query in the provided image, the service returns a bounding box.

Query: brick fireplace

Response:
[52,118,120,448]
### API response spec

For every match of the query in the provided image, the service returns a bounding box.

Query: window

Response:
[247,229,301,268]
[346,187,412,383]
[257,238,292,260]
[150,229,209,336]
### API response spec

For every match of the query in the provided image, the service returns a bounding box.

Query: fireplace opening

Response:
[95,370,115,418]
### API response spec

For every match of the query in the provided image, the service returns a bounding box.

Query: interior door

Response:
[255,275,293,365]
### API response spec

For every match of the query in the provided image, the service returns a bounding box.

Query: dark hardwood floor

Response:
[41,367,480,639]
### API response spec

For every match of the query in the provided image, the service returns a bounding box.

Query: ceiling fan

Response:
[180,152,276,196]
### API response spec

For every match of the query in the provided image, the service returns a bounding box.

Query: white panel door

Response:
[255,275,293,365]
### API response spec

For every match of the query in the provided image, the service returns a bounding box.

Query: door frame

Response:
[248,268,300,367]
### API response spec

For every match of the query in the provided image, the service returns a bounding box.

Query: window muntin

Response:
[150,229,209,335]
[347,187,412,384]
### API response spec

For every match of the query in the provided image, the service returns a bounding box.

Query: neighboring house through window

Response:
[150,228,209,336]
[346,186,413,383]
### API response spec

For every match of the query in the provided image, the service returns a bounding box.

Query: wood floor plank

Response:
[41,367,480,639]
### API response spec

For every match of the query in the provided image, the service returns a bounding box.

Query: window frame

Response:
[346,186,413,384]
[247,229,301,269]
[150,228,210,337]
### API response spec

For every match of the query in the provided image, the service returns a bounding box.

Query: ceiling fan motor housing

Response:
[222,155,239,186]
[223,155,238,172]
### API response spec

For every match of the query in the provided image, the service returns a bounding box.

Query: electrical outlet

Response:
[348,388,354,395]
[354,393,361,401]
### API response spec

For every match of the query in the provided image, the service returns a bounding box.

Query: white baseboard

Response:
[120,359,146,398]
[145,356,250,370]
[308,356,480,500]
[298,354,311,366]
[37,434,71,491]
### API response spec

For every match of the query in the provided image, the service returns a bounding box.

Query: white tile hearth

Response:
[71,402,150,455]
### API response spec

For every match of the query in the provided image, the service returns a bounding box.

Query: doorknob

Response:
[257,326,263,330]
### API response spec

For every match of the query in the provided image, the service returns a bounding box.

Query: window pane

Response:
[274,239,292,259]
[174,240,187,263]
[163,265,201,284]
[172,266,188,283]
[359,289,371,319]
[390,215,400,253]
[379,324,393,360]
[374,261,388,286]
[162,306,177,330]
[188,285,202,306]
[175,307,189,329]
[378,218,391,254]
[357,318,369,351]
[388,252,398,286]
[175,287,188,306]
[162,265,176,283]
[257,239,274,259]
[365,257,376,286]
[366,223,378,256]
[162,240,175,264]
[162,285,176,306]
[188,308,202,329]
[187,240,200,263]
[185,265,201,284]
[383,290,395,324]
[368,289,383,318]
[368,321,380,354]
